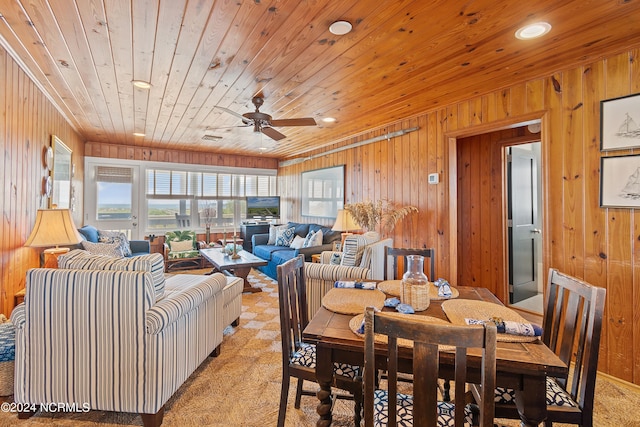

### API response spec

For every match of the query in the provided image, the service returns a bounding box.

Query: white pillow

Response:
[303,229,323,248]
[170,239,194,252]
[289,235,305,249]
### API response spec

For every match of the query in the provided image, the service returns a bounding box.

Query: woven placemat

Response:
[441,299,540,343]
[349,312,455,350]
[321,288,386,315]
[377,280,460,300]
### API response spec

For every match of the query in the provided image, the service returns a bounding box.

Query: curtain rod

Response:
[279,127,420,168]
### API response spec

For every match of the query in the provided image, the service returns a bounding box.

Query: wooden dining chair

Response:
[276,255,363,427]
[363,306,497,427]
[471,268,606,427]
[384,247,436,281]
[175,213,191,227]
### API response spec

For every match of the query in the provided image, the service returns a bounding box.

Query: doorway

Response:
[455,123,543,313]
[506,142,543,312]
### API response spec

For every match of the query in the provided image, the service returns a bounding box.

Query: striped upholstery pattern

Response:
[11,268,226,416]
[340,232,380,267]
[59,249,166,301]
[304,262,371,319]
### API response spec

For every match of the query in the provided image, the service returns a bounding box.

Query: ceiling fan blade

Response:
[269,117,316,127]
[215,106,253,124]
[261,126,287,141]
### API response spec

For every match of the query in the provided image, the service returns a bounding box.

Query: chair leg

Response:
[278,375,290,427]
[140,406,165,427]
[294,378,304,408]
[353,388,363,426]
[209,343,221,357]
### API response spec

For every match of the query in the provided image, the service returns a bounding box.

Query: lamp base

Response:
[43,247,70,269]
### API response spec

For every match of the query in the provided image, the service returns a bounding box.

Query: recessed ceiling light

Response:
[132,80,152,89]
[322,117,337,123]
[515,22,551,40]
[133,132,145,137]
[329,20,352,35]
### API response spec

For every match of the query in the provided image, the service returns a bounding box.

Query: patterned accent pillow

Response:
[268,224,289,245]
[330,252,342,265]
[81,240,124,258]
[275,227,296,247]
[303,229,324,248]
[98,230,132,257]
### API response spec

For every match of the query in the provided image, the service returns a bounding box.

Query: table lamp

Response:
[332,209,359,249]
[24,209,82,268]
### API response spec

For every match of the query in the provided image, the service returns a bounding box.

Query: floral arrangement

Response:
[345,199,418,233]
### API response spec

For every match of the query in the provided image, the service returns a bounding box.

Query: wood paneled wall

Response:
[84,142,279,170]
[1,47,84,316]
[279,49,640,384]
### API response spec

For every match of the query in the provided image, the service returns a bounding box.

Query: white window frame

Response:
[85,156,277,238]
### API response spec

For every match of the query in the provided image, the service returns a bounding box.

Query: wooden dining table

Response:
[302,286,568,427]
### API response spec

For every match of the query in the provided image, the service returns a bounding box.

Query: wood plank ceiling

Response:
[1,0,640,159]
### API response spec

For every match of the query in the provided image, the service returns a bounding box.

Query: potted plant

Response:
[344,199,418,234]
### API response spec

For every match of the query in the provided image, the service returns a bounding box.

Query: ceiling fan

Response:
[215,96,316,141]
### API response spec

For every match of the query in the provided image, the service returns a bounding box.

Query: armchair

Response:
[163,230,205,272]
[303,235,392,318]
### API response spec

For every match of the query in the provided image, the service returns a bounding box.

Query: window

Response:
[96,166,133,220]
[145,169,276,231]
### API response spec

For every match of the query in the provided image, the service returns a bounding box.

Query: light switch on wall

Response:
[428,173,439,184]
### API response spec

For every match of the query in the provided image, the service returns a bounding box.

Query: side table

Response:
[312,254,321,263]
[14,288,25,306]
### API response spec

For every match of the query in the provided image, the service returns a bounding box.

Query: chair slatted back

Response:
[384,247,436,281]
[276,255,309,365]
[363,307,497,427]
[175,213,191,227]
[542,268,606,416]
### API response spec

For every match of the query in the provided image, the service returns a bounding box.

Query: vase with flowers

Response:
[201,204,216,244]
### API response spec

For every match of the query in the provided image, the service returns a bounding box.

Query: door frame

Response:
[446,111,550,304]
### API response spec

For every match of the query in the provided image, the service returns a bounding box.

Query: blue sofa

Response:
[251,222,341,279]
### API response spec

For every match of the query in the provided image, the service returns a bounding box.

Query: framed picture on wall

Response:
[600,92,640,151]
[301,165,345,218]
[600,154,640,208]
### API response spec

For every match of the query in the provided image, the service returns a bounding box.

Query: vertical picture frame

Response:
[600,92,640,151]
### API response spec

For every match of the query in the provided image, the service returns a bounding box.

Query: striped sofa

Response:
[10,251,232,427]
[303,235,393,319]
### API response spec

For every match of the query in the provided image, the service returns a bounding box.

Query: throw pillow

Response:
[290,235,306,249]
[170,239,194,252]
[303,229,323,248]
[275,227,296,247]
[268,224,289,245]
[98,230,132,257]
[302,230,316,247]
[81,240,124,258]
[330,252,342,265]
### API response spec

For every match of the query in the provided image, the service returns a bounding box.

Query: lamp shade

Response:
[332,209,359,232]
[24,209,82,248]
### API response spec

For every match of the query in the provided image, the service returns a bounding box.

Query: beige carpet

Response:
[1,269,639,426]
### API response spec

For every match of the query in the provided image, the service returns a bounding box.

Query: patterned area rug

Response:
[1,269,639,426]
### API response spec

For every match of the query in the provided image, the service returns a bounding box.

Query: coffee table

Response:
[199,248,267,293]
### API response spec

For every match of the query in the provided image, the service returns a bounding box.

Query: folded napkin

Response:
[334,280,377,290]
[434,278,453,298]
[465,317,543,337]
[356,307,381,334]
[384,297,401,308]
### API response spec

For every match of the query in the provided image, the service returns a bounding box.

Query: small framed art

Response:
[600,154,640,208]
[600,92,640,151]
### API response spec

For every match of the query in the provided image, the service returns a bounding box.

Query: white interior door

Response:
[84,160,141,239]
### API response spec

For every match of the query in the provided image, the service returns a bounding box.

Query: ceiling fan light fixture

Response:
[133,132,145,137]
[329,20,352,35]
[322,117,337,123]
[515,22,551,40]
[132,80,152,89]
